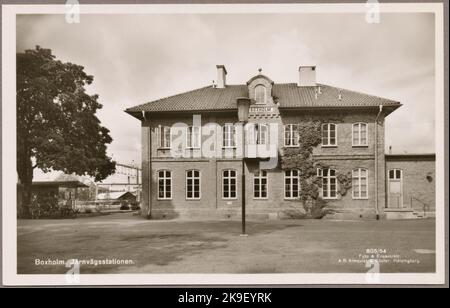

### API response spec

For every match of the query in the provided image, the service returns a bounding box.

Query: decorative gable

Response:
[246,74,275,106]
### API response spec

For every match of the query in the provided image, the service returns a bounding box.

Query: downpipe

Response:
[374,105,383,220]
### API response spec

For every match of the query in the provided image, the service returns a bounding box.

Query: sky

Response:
[16,12,435,165]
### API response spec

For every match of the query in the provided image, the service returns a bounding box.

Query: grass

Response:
[17,213,436,274]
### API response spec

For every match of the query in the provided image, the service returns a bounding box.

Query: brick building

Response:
[126,65,435,220]
[385,154,435,219]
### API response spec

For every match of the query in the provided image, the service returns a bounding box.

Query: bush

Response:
[310,198,334,219]
[29,193,79,219]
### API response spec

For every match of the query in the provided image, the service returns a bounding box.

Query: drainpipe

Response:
[374,105,383,220]
[143,111,152,219]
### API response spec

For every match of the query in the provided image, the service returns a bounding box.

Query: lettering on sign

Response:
[249,106,275,113]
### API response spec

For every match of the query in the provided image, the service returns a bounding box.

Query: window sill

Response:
[284,145,300,148]
[157,147,171,150]
[352,197,369,200]
[352,145,369,148]
[157,198,173,201]
[223,197,238,200]
[253,197,269,200]
[321,145,338,148]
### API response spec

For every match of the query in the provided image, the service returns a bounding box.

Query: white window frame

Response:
[255,123,268,145]
[253,170,268,199]
[352,168,369,199]
[222,124,236,148]
[284,124,299,147]
[321,123,337,147]
[186,126,201,149]
[254,85,266,104]
[284,169,301,199]
[352,122,368,147]
[222,169,237,200]
[319,168,339,199]
[158,125,171,149]
[186,170,201,200]
[157,170,172,200]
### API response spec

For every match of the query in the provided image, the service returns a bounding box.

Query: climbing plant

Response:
[280,118,352,219]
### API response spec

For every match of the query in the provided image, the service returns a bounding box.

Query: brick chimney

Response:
[298,66,316,87]
[216,65,227,88]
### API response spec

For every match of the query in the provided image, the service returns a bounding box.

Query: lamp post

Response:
[237,98,251,236]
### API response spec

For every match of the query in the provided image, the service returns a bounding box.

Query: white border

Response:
[2,3,445,286]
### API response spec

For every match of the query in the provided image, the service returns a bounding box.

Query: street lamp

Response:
[237,97,251,236]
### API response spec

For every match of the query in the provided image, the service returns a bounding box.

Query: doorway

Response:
[388,169,403,208]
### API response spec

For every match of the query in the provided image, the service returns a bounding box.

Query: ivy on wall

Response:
[280,118,352,219]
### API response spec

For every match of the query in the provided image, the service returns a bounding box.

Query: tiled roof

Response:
[126,85,248,113]
[273,83,400,108]
[125,82,400,115]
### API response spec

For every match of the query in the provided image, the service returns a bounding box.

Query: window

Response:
[253,123,268,145]
[322,123,337,146]
[222,169,237,199]
[352,168,368,199]
[223,124,236,148]
[284,124,299,147]
[254,170,268,199]
[389,169,402,180]
[352,123,368,146]
[186,170,201,199]
[284,169,300,199]
[319,168,338,199]
[158,170,172,200]
[187,126,201,149]
[158,125,171,148]
[255,85,266,104]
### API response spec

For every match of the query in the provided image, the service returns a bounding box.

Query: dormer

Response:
[246,72,275,105]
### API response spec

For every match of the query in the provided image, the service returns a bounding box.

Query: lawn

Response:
[17,213,436,274]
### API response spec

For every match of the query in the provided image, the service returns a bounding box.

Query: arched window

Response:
[322,123,337,146]
[352,168,368,199]
[318,168,338,199]
[186,170,201,199]
[352,123,368,146]
[284,124,299,147]
[158,170,172,200]
[254,170,268,199]
[255,85,266,104]
[222,169,237,199]
[284,169,300,199]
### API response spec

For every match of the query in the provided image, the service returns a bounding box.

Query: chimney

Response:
[216,65,227,88]
[298,66,316,87]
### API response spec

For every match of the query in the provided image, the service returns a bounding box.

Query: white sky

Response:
[17,13,435,165]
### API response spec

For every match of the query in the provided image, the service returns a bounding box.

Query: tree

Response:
[17,46,115,217]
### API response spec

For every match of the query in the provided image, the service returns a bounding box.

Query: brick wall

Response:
[140,109,389,220]
[385,156,435,213]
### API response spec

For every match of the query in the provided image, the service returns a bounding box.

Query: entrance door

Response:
[388,169,403,208]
